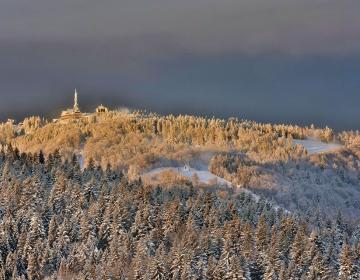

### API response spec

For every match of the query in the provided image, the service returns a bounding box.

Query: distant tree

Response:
[339,244,356,280]
[27,248,43,280]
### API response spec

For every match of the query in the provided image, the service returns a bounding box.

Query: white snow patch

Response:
[145,166,232,187]
[77,141,86,169]
[241,188,260,203]
[293,138,342,154]
[78,154,85,169]
[143,166,290,213]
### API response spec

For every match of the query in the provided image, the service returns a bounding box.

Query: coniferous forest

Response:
[0,145,359,279]
[0,112,360,279]
[2,1,360,279]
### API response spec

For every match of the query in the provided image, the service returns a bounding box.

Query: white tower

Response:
[73,88,80,113]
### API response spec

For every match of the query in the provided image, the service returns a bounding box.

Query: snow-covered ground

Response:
[143,166,291,212]
[78,154,85,169]
[145,166,232,187]
[77,141,87,169]
[293,138,342,154]
[144,166,268,206]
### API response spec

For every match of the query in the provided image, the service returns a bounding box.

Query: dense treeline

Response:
[0,111,339,171]
[209,147,360,226]
[1,111,359,224]
[0,148,359,279]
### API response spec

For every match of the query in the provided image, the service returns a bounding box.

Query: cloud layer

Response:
[1,0,360,55]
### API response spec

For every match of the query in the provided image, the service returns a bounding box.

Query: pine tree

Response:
[98,214,111,250]
[256,216,268,254]
[306,251,332,280]
[353,244,360,279]
[254,216,268,279]
[170,247,186,280]
[265,226,281,278]
[339,244,356,280]
[27,248,43,280]
[4,251,16,280]
[264,264,278,280]
[24,215,45,258]
[38,150,45,165]
[241,223,254,263]
[150,257,169,280]
[288,228,306,279]
[224,254,249,280]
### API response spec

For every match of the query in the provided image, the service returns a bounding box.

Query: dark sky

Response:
[1,0,360,130]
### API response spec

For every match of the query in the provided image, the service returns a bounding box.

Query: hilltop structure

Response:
[96,104,109,114]
[73,89,80,113]
[58,89,85,122]
[55,89,109,123]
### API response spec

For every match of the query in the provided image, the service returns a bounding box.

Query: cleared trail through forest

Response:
[143,165,291,213]
[144,166,264,205]
[146,166,232,187]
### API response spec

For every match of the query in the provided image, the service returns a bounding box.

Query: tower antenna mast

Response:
[74,88,80,112]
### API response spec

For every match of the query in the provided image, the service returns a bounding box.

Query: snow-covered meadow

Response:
[293,137,342,154]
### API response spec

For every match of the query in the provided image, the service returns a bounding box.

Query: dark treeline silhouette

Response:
[0,147,359,279]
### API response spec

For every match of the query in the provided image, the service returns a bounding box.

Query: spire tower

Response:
[73,88,80,113]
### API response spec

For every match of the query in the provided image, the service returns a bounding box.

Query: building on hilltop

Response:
[95,104,109,114]
[56,89,90,123]
[61,89,81,115]
[6,119,15,125]
[54,89,110,123]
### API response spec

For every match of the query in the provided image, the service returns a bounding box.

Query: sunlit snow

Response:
[293,138,342,154]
